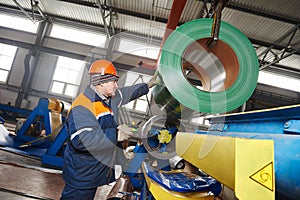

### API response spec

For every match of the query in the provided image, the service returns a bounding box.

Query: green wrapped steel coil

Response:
[158,18,259,114]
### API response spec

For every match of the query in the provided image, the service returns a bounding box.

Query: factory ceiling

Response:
[0,0,299,78]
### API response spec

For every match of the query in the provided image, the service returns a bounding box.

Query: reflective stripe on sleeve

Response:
[70,127,93,140]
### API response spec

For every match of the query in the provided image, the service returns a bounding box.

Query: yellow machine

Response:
[142,130,275,200]
[176,133,275,200]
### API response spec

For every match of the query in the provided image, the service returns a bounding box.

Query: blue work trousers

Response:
[60,184,97,200]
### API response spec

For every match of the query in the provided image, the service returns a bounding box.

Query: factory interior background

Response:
[0,0,299,200]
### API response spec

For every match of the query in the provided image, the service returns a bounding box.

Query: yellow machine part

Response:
[158,129,172,143]
[48,98,63,112]
[176,132,275,200]
[142,165,214,200]
[47,98,63,135]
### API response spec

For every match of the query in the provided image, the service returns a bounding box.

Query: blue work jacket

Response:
[63,83,149,189]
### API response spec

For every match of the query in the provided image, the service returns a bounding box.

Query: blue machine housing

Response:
[0,98,68,168]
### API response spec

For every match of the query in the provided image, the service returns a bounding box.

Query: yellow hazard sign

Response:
[250,162,274,191]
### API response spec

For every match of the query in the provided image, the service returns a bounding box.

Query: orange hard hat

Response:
[88,60,118,77]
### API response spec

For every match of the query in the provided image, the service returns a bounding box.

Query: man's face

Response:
[98,80,118,97]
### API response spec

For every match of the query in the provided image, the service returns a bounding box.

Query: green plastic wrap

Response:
[158,18,259,114]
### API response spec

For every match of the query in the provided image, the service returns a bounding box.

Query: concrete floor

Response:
[0,149,113,200]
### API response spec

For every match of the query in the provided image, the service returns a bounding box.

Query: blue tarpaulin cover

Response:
[143,162,221,196]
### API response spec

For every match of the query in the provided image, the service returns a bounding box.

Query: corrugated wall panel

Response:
[229,0,300,22]
[222,8,296,47]
[115,14,165,39]
[41,1,104,25]
[180,0,204,21]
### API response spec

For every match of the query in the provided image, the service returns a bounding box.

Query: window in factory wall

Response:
[258,71,300,93]
[124,71,152,113]
[0,14,39,33]
[191,117,210,127]
[50,24,107,47]
[50,56,85,97]
[0,43,17,82]
[118,39,159,60]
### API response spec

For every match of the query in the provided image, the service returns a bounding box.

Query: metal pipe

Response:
[257,24,300,58]
[259,48,300,70]
[12,0,35,23]
[97,0,111,38]
[280,28,297,57]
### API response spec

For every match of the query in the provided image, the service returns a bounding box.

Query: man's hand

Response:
[147,71,160,88]
[117,124,139,142]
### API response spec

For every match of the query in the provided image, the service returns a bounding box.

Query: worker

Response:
[60,60,158,200]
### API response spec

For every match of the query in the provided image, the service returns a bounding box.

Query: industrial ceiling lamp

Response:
[31,0,39,11]
[111,12,119,21]
[31,0,47,21]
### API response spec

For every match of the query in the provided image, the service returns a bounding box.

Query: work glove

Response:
[147,71,160,88]
[117,124,139,142]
